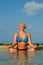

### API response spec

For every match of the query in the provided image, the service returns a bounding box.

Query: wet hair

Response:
[19,22,27,29]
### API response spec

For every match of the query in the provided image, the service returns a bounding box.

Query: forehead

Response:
[19,23,25,26]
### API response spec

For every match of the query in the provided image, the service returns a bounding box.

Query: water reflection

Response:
[27,50,36,65]
[9,49,36,65]
[17,50,27,65]
[0,49,43,65]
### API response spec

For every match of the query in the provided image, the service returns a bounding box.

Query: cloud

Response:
[27,24,37,32]
[27,24,43,33]
[27,24,33,29]
[23,1,43,16]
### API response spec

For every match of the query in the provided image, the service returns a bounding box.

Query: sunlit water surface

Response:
[0,49,43,65]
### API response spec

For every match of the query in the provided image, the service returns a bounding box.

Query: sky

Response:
[0,0,43,43]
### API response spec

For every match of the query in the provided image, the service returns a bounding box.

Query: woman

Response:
[9,22,37,51]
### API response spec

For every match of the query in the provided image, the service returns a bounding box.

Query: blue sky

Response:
[0,0,43,43]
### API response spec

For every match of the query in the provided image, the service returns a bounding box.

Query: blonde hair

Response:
[19,22,27,29]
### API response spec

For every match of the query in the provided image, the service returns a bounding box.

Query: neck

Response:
[20,30,25,33]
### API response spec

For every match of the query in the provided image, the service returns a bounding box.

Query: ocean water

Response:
[0,49,43,65]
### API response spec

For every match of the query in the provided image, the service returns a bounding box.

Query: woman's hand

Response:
[8,45,13,48]
[8,43,16,48]
[31,45,37,49]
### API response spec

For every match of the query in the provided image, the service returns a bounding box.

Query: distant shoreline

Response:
[0,43,43,50]
[0,43,43,45]
[0,45,43,50]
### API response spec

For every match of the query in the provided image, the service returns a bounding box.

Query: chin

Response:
[20,29,24,31]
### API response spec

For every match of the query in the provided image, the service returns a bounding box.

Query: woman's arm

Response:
[9,33,18,48]
[27,32,37,48]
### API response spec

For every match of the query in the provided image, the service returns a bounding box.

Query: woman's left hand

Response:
[32,45,37,49]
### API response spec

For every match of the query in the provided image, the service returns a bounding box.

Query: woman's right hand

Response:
[8,45,13,48]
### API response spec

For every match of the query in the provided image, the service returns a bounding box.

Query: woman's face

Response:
[19,24,25,31]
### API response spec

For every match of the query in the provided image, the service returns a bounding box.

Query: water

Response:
[0,49,43,65]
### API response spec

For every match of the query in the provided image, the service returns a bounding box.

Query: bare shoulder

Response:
[14,32,18,37]
[27,32,31,37]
